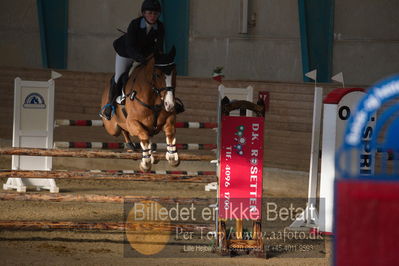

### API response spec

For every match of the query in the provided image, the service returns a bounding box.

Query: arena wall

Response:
[0,67,347,171]
[0,1,397,85]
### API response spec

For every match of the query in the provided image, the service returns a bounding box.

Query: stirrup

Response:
[99,104,115,120]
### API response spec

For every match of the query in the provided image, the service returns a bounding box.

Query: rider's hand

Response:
[135,54,146,64]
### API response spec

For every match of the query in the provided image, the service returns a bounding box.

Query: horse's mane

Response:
[131,47,176,82]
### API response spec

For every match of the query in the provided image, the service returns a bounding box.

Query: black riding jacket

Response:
[113,17,165,62]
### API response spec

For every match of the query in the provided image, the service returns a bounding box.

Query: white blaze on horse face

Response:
[164,91,174,112]
[164,74,174,112]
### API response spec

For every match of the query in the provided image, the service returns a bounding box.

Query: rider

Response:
[100,0,164,120]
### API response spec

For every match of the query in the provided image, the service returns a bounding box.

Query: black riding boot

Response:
[175,98,185,114]
[100,77,119,120]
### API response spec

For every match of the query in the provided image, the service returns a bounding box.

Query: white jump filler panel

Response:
[289,87,376,234]
[3,77,59,193]
[319,88,377,233]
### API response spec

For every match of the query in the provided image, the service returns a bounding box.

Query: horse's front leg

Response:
[126,119,154,172]
[163,115,180,167]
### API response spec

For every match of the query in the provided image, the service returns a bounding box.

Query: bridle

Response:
[125,61,176,133]
[152,61,176,95]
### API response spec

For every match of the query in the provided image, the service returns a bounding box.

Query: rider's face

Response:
[143,10,160,24]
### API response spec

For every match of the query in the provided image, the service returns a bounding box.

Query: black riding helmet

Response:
[141,0,161,13]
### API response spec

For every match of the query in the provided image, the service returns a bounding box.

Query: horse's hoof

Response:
[140,164,151,172]
[140,161,152,172]
[168,158,180,167]
[166,153,180,167]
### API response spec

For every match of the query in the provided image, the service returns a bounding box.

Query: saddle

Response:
[111,64,137,105]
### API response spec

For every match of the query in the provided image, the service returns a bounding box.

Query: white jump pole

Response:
[289,69,322,229]
[289,82,323,228]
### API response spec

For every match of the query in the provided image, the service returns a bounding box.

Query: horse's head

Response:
[152,47,176,112]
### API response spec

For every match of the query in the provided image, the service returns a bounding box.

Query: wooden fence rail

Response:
[0,170,217,183]
[0,148,216,161]
[0,220,214,232]
[0,192,215,205]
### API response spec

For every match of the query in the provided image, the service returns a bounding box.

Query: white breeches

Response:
[115,53,134,83]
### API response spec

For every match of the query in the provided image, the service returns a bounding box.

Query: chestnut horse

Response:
[101,48,179,172]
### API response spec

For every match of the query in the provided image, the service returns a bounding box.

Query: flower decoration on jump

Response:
[212,66,225,83]
[233,125,245,155]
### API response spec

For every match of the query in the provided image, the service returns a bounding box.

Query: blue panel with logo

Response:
[336,75,399,180]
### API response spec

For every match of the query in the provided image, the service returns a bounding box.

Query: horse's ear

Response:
[154,49,161,57]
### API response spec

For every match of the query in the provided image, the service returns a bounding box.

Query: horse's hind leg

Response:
[121,130,139,152]
[163,115,180,167]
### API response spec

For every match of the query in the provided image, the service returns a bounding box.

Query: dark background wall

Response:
[0,0,398,84]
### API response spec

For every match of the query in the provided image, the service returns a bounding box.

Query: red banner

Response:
[219,116,264,220]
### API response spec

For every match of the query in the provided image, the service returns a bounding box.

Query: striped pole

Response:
[174,122,218,129]
[53,142,217,151]
[84,169,216,175]
[55,119,104,127]
[55,120,218,129]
